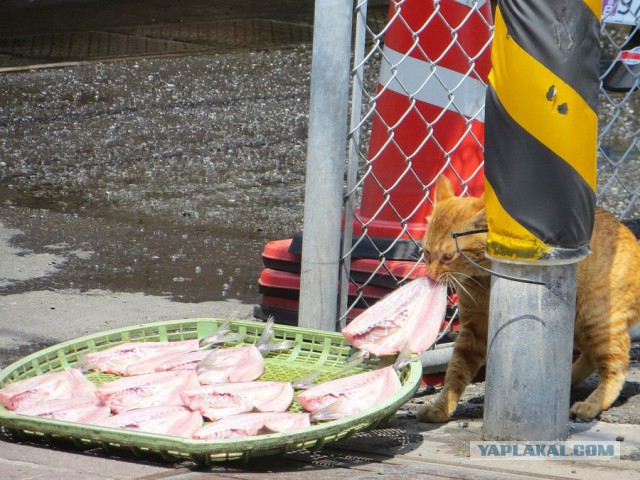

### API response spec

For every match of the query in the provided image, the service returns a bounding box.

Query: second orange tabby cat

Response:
[418,176,640,422]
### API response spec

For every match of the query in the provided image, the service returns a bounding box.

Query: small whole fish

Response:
[98,405,203,438]
[297,366,402,421]
[181,381,294,421]
[81,339,200,376]
[95,370,200,413]
[13,396,111,424]
[0,369,96,411]
[341,276,447,357]
[192,411,310,440]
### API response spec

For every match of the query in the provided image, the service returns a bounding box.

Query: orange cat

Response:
[417,175,640,422]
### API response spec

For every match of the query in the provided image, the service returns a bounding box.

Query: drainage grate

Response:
[0,18,314,69]
[115,19,314,49]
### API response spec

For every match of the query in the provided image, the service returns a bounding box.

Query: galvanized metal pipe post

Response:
[483,262,577,441]
[298,0,353,330]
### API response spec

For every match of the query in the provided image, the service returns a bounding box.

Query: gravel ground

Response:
[0,49,312,308]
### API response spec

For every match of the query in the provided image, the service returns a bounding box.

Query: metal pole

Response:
[483,262,577,441]
[298,0,353,330]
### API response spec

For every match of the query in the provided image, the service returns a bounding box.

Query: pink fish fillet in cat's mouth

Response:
[341,276,447,357]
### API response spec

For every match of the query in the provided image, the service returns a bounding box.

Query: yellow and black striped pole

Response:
[482,0,601,441]
[485,0,600,261]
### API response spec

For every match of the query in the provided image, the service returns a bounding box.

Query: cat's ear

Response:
[469,208,487,231]
[434,176,455,202]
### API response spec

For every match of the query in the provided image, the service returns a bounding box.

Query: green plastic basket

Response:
[0,318,423,465]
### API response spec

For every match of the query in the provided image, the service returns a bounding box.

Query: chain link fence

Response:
[336,0,640,328]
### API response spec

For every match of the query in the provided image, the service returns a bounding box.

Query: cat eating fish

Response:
[418,176,640,423]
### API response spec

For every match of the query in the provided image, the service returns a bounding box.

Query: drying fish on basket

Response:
[181,381,294,421]
[98,405,203,438]
[197,318,295,384]
[148,320,244,372]
[80,319,244,376]
[152,350,211,372]
[12,396,111,424]
[80,339,200,376]
[341,276,447,358]
[95,370,200,413]
[192,411,311,440]
[196,345,266,384]
[296,365,402,422]
[0,369,97,411]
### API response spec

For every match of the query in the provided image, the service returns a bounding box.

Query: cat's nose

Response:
[425,265,438,282]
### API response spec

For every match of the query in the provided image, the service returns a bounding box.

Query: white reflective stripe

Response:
[451,0,489,8]
[378,46,487,122]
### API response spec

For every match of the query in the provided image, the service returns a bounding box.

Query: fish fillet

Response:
[196,345,264,384]
[0,369,96,411]
[192,412,310,440]
[95,370,200,413]
[153,350,210,372]
[181,381,293,421]
[297,366,401,420]
[13,396,111,424]
[81,339,200,375]
[98,405,203,438]
[342,276,447,356]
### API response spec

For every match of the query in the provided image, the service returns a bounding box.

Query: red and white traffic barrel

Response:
[355,0,493,241]
[603,29,640,92]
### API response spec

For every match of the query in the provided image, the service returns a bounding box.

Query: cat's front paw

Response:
[570,401,601,422]
[416,402,451,423]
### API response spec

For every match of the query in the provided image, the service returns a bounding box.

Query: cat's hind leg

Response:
[570,353,595,389]
[570,332,631,421]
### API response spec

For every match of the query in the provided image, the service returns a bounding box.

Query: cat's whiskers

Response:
[409,251,424,262]
[448,275,477,305]
[452,271,486,291]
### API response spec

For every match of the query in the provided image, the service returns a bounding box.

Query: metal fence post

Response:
[298,0,353,331]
